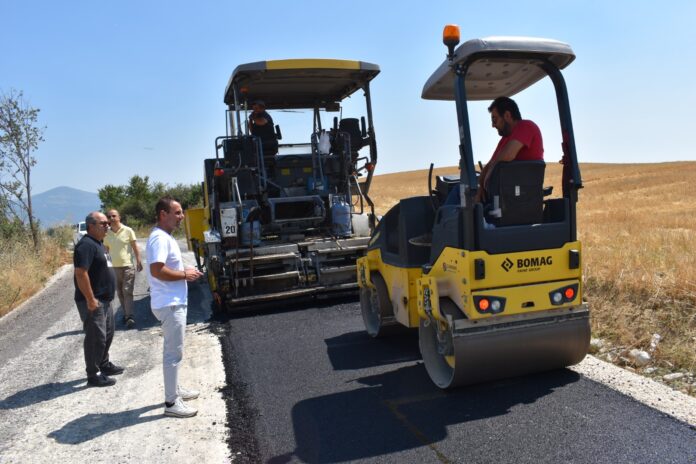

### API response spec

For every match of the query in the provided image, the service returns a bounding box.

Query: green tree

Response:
[125,175,153,200]
[98,184,127,210]
[167,182,203,210]
[0,89,45,249]
[98,175,202,228]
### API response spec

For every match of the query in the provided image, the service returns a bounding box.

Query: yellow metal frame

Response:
[183,207,207,251]
[266,59,361,71]
[419,241,583,319]
[360,241,583,326]
[184,172,211,254]
[357,250,422,327]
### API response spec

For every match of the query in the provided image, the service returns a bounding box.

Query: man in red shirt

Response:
[411,97,544,246]
[475,96,544,202]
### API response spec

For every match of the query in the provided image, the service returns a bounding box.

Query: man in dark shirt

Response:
[249,99,274,129]
[249,100,279,174]
[74,211,124,387]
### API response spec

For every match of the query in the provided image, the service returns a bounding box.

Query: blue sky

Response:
[2,0,695,195]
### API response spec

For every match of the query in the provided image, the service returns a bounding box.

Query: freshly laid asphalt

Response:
[219,297,696,464]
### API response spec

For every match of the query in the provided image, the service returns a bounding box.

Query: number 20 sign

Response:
[220,208,238,238]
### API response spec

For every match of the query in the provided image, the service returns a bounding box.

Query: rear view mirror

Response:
[325,102,340,112]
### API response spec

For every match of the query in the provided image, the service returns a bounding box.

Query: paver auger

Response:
[357,26,590,388]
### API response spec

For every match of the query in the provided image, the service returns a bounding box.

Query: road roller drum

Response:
[419,299,590,388]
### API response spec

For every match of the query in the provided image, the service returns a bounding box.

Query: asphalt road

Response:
[220,297,696,464]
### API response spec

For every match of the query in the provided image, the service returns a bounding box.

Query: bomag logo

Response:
[501,256,553,272]
[519,256,553,268]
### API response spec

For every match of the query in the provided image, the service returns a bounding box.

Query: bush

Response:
[0,218,28,241]
[46,224,73,247]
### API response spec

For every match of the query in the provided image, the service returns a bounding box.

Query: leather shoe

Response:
[87,373,116,387]
[100,361,125,376]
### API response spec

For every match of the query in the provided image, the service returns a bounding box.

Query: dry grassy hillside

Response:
[1,231,71,318]
[368,162,696,390]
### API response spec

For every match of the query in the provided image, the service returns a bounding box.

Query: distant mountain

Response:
[31,186,101,228]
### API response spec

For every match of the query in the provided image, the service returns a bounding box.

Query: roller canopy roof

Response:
[422,36,575,101]
[224,59,380,109]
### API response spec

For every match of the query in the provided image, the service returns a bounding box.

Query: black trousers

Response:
[75,300,114,377]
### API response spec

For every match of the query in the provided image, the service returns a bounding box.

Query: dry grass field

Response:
[369,162,696,391]
[0,232,70,318]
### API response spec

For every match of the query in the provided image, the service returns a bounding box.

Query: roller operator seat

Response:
[484,160,546,226]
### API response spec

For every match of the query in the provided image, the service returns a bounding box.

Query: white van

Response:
[73,221,87,245]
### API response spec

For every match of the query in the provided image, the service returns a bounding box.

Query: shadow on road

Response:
[46,330,82,340]
[325,330,421,371]
[0,379,87,410]
[47,403,163,444]
[111,279,213,332]
[270,366,581,463]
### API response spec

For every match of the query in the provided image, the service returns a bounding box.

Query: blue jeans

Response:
[151,304,187,403]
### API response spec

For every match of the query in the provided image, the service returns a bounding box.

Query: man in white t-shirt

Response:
[146,196,204,418]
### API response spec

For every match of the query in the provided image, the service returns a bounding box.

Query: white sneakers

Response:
[177,386,200,401]
[164,386,201,418]
[165,397,198,418]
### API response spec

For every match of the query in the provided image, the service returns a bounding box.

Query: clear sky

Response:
[2,0,695,195]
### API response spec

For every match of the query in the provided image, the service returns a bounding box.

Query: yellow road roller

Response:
[356,26,590,388]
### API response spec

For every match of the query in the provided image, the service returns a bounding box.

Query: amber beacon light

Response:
[443,24,460,59]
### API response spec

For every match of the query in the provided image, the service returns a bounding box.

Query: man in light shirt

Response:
[105,209,143,329]
[146,196,204,418]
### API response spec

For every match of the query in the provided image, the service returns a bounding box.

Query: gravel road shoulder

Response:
[571,355,696,427]
[0,243,230,463]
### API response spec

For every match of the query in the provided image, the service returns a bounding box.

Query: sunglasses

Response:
[107,215,118,218]
[96,221,109,226]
